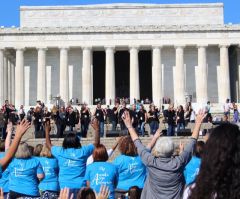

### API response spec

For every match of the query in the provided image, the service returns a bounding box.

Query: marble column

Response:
[11,62,15,105]
[196,45,208,104]
[7,59,12,103]
[152,46,163,106]
[129,46,140,102]
[3,55,8,101]
[15,48,25,108]
[174,46,185,104]
[82,47,93,105]
[105,46,115,105]
[69,65,74,100]
[218,45,230,103]
[46,66,52,104]
[37,48,47,102]
[0,49,4,105]
[59,47,69,104]
[24,66,30,106]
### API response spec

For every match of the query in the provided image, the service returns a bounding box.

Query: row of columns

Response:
[0,50,15,105]
[0,45,232,107]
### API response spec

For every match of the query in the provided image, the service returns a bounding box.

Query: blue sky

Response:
[0,0,239,27]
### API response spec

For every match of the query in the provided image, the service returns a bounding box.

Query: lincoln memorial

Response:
[0,3,240,107]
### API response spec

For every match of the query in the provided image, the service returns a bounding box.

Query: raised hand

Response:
[122,111,132,128]
[15,119,31,138]
[97,185,110,199]
[179,141,184,154]
[192,109,207,140]
[154,128,163,139]
[59,188,73,199]
[91,118,100,132]
[0,188,3,199]
[195,109,207,124]
[116,136,123,144]
[6,122,13,134]
[45,121,51,134]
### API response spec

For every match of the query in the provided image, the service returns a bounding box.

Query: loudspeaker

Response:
[63,131,77,135]
[161,129,167,136]
[106,130,128,137]
[176,129,192,136]
[35,131,45,138]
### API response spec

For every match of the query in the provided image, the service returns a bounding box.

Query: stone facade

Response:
[0,3,240,107]
[20,3,224,27]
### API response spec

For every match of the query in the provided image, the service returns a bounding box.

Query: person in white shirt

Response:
[86,137,122,165]
[223,99,231,118]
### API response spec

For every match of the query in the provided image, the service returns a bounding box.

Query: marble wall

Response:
[20,3,224,28]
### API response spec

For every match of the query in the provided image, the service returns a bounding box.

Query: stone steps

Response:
[25,136,203,161]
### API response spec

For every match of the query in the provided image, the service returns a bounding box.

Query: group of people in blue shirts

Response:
[0,118,147,199]
[0,114,204,199]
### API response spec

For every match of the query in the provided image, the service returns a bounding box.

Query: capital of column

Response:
[15,47,25,51]
[59,47,69,51]
[129,46,139,52]
[174,45,185,50]
[37,47,48,51]
[82,46,92,51]
[152,45,163,50]
[219,44,230,49]
[105,46,115,52]
[197,44,208,49]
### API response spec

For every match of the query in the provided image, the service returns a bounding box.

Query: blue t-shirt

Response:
[85,162,118,199]
[51,144,94,189]
[37,157,60,192]
[0,153,9,192]
[113,155,146,191]
[8,157,44,196]
[184,156,201,185]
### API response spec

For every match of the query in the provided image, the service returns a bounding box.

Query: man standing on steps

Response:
[93,103,105,137]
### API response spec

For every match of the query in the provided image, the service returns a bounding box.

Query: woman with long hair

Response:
[8,142,44,198]
[147,105,159,135]
[45,119,100,199]
[85,144,118,199]
[113,136,146,198]
[0,120,30,199]
[176,105,185,133]
[187,123,240,199]
[38,144,60,199]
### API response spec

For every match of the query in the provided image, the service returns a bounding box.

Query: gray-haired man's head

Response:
[154,137,175,158]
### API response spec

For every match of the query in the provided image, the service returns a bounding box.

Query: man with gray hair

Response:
[154,137,175,157]
[122,110,206,199]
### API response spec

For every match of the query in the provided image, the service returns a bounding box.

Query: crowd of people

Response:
[1,98,240,140]
[0,108,238,199]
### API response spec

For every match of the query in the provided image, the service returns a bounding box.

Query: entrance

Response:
[93,51,105,103]
[115,51,130,98]
[139,50,152,101]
